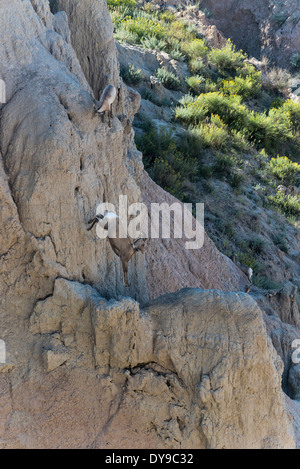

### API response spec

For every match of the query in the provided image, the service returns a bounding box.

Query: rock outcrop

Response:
[0,0,298,449]
[1,281,296,448]
[0,0,148,305]
[255,282,300,400]
[200,0,300,68]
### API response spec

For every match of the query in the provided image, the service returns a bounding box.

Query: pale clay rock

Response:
[26,278,297,449]
[0,0,298,449]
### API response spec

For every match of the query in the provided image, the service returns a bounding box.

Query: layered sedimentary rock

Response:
[2,281,296,448]
[0,0,297,449]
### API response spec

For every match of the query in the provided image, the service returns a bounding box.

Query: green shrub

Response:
[108,0,138,20]
[197,93,248,130]
[230,130,250,152]
[182,38,209,59]
[135,125,198,199]
[190,115,230,150]
[221,72,262,100]
[175,100,208,125]
[122,16,167,42]
[176,130,204,161]
[176,92,248,129]
[272,232,288,253]
[205,80,220,93]
[141,36,167,51]
[253,274,282,290]
[159,10,175,23]
[155,67,181,90]
[198,164,214,179]
[247,235,266,254]
[149,158,184,199]
[189,58,207,75]
[134,8,160,21]
[178,94,196,106]
[228,171,245,190]
[238,63,262,80]
[281,99,300,131]
[271,97,286,109]
[213,153,235,176]
[268,191,300,217]
[233,253,257,271]
[120,64,144,84]
[170,46,186,62]
[267,156,300,185]
[140,87,160,105]
[175,88,297,154]
[135,121,169,166]
[107,0,137,6]
[208,39,246,73]
[115,26,139,44]
[186,75,206,95]
[243,107,293,153]
[169,20,193,42]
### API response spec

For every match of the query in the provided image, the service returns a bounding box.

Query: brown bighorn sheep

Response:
[231,254,253,289]
[95,84,117,127]
[87,211,148,287]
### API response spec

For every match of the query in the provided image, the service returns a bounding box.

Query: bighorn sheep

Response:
[231,254,253,291]
[95,84,117,127]
[87,211,148,287]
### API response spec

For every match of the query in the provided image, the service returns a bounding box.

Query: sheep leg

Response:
[122,259,129,287]
[101,113,104,123]
[108,109,111,128]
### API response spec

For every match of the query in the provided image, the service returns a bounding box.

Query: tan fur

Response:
[87,212,147,286]
[96,84,117,127]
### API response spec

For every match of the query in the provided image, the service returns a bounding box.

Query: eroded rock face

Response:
[50,0,119,100]
[0,0,297,449]
[201,0,300,67]
[1,280,296,448]
[251,282,300,401]
[0,0,148,305]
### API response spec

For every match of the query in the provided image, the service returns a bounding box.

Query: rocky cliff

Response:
[200,0,300,68]
[0,0,298,448]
